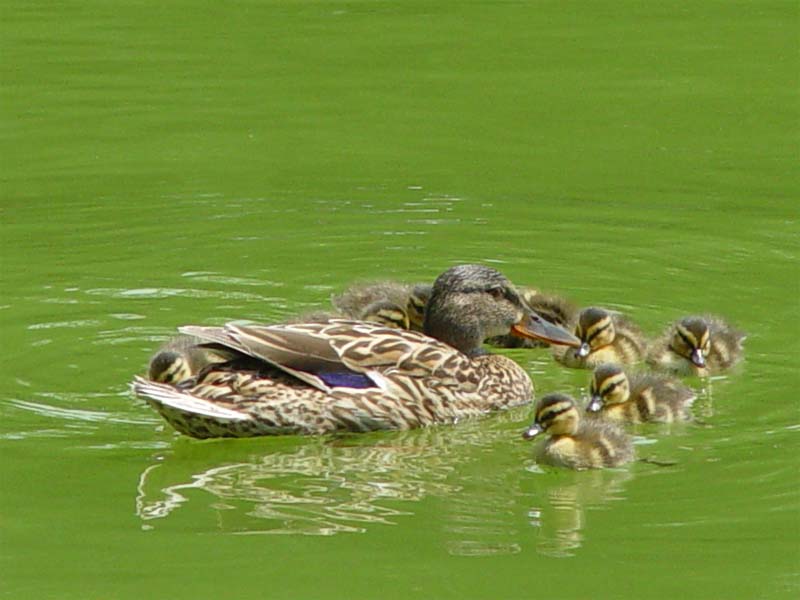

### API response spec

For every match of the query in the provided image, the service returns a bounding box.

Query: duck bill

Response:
[511,314,580,347]
[522,423,544,440]
[690,349,706,368]
[586,396,603,412]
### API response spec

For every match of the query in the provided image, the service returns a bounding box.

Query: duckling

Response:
[289,298,410,329]
[406,283,432,331]
[487,287,578,348]
[148,335,226,385]
[647,315,745,376]
[553,307,646,368]
[522,393,634,469]
[523,288,577,329]
[331,280,427,329]
[586,364,695,424]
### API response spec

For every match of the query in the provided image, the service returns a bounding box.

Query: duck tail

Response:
[131,376,251,422]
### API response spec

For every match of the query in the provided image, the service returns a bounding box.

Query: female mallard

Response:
[522,393,634,470]
[646,315,745,376]
[132,264,580,438]
[488,287,577,349]
[586,364,695,424]
[553,307,646,369]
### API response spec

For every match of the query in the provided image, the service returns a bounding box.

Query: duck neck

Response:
[424,302,483,355]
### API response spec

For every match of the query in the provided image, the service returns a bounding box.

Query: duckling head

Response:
[587,364,630,412]
[424,264,580,355]
[575,307,616,358]
[360,299,410,330]
[148,350,192,385]
[670,317,711,368]
[407,283,432,329]
[523,393,581,439]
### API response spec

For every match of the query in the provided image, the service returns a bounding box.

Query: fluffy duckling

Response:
[553,307,646,368]
[647,315,745,376]
[522,393,634,470]
[290,298,411,329]
[586,364,695,424]
[148,335,225,385]
[488,287,578,348]
[331,280,431,331]
[406,283,432,332]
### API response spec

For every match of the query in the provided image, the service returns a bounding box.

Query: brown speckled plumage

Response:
[133,265,580,438]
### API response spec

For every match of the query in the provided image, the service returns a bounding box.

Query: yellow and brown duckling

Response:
[132,264,580,438]
[292,299,413,330]
[586,364,695,424]
[553,307,646,369]
[646,315,745,376]
[148,335,226,385]
[488,287,578,349]
[406,283,432,331]
[522,393,634,470]
[331,280,431,332]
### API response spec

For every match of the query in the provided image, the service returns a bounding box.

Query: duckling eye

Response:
[487,286,505,300]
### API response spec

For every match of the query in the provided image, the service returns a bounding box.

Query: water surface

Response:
[2,1,798,598]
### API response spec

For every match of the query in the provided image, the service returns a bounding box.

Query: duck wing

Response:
[180,320,468,393]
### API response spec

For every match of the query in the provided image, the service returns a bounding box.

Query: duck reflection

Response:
[524,467,632,558]
[135,409,528,536]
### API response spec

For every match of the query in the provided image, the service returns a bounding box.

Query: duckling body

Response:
[133,265,580,438]
[647,315,745,376]
[148,335,225,385]
[290,298,411,329]
[523,393,634,469]
[331,280,431,332]
[553,307,646,369]
[488,287,577,349]
[587,364,695,424]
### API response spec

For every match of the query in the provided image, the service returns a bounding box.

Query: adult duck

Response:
[132,264,580,438]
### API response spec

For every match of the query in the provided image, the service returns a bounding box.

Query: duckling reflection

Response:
[135,408,527,536]
[524,468,632,558]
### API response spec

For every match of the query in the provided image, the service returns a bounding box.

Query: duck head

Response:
[423,264,580,356]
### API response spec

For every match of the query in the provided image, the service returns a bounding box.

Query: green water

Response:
[2,1,798,598]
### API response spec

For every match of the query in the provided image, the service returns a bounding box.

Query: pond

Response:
[2,1,798,598]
